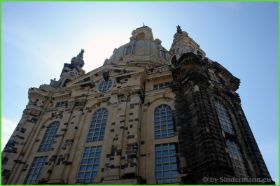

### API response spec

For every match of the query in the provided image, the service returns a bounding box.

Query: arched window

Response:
[214,101,235,134]
[226,140,248,177]
[87,108,108,142]
[154,104,175,139]
[38,121,59,152]
[98,80,112,93]
[77,146,102,183]
[25,156,47,184]
[155,143,178,183]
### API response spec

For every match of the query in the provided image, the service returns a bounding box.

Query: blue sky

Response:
[2,2,278,182]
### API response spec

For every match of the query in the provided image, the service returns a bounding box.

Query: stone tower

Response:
[2,25,273,184]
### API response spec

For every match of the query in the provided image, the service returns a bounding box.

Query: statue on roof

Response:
[177,25,183,34]
[71,49,85,68]
[77,49,84,59]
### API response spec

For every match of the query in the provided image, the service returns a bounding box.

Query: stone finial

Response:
[77,49,84,59]
[177,25,183,34]
[71,49,85,68]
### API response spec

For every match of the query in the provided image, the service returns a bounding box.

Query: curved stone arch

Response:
[143,97,177,182]
[82,101,110,130]
[91,107,109,117]
[40,117,61,129]
[145,97,175,140]
[85,107,109,142]
[45,120,60,128]
[154,104,176,139]
[85,101,108,112]
[70,105,109,181]
[145,97,175,127]
[88,107,109,123]
[38,120,60,152]
[83,102,110,126]
[147,96,174,108]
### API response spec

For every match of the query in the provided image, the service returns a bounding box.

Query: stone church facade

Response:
[2,26,273,184]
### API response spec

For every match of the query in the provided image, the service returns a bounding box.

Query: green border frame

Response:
[0,0,279,2]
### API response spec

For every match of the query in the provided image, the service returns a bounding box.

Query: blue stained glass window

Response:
[25,156,47,184]
[77,146,102,183]
[154,104,175,139]
[38,121,59,152]
[155,144,178,184]
[214,101,235,134]
[87,108,108,142]
[98,80,112,93]
[226,140,248,177]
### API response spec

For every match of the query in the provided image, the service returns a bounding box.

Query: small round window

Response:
[98,79,112,93]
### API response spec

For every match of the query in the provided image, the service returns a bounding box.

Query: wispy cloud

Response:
[1,117,17,150]
[3,20,68,79]
[84,34,129,72]
[3,18,129,80]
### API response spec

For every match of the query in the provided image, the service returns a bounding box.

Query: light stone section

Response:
[2,25,193,184]
[170,30,206,60]
[106,26,170,66]
[2,62,177,184]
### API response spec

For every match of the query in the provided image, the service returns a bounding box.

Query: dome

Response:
[105,26,170,66]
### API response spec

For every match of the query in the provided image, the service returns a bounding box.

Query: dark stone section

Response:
[171,52,273,184]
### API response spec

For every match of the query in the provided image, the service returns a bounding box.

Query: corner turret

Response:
[170,25,206,60]
[50,49,85,87]
[71,49,85,68]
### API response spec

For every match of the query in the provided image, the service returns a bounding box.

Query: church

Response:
[2,25,273,184]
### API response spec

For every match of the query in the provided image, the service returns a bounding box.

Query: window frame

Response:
[98,79,113,93]
[38,121,59,152]
[214,101,235,135]
[226,140,248,177]
[87,108,108,142]
[155,143,178,184]
[154,104,175,139]
[77,146,102,183]
[25,156,47,184]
